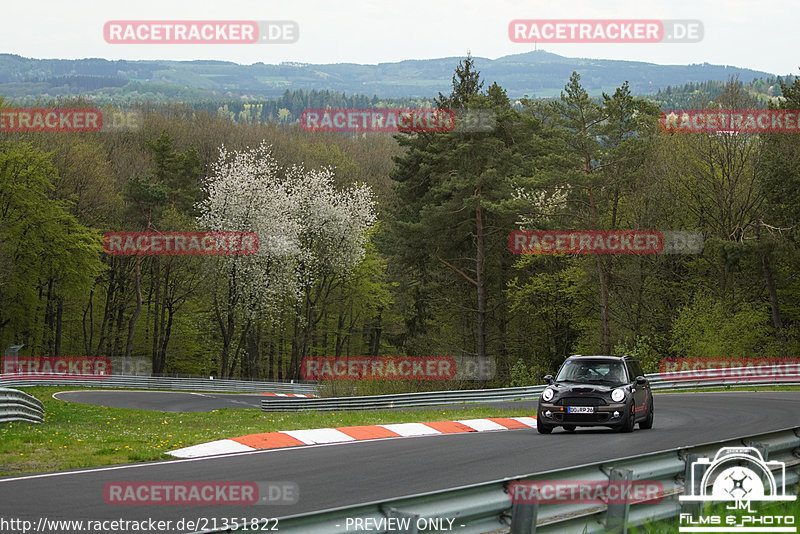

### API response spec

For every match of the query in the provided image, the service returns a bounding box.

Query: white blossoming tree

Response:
[283,164,377,375]
[513,184,569,229]
[197,143,376,377]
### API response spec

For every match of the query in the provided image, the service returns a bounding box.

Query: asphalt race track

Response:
[2,391,799,533]
[53,390,267,412]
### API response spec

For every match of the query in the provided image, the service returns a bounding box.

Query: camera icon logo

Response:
[681,447,796,503]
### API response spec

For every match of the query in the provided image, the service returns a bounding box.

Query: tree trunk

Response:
[44,277,54,355]
[475,202,487,385]
[54,294,63,356]
[151,257,161,372]
[229,318,251,378]
[596,256,611,353]
[112,273,126,358]
[244,321,261,379]
[156,264,170,373]
[124,256,142,362]
[268,335,275,380]
[369,309,383,357]
[95,261,117,355]
[335,312,345,357]
[158,304,174,376]
[214,271,238,378]
[757,222,783,342]
[290,311,302,379]
[83,288,94,355]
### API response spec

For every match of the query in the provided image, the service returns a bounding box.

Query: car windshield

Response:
[556,360,628,385]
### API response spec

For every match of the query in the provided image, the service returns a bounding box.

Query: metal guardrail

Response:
[206,426,800,534]
[0,375,317,395]
[262,385,547,411]
[0,388,45,423]
[261,364,800,412]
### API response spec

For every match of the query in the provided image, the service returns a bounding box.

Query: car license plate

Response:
[568,406,594,413]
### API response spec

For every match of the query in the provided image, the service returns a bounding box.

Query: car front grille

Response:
[561,413,613,423]
[555,397,607,406]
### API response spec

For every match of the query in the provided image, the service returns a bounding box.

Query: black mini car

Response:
[536,355,653,433]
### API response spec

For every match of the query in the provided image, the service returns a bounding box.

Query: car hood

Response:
[551,383,620,393]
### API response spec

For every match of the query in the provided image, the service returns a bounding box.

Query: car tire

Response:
[619,403,635,433]
[639,396,654,430]
[537,421,553,434]
[563,425,576,432]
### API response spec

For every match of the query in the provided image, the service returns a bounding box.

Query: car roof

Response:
[563,355,635,361]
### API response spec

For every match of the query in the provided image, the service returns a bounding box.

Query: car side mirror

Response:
[544,374,554,384]
[636,375,647,385]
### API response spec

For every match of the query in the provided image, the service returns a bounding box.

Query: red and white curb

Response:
[168,417,537,458]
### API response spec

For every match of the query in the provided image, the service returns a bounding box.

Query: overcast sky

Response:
[2,0,796,76]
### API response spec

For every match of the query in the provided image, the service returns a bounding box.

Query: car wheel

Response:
[537,421,553,434]
[639,396,654,430]
[619,403,635,433]
[563,425,576,432]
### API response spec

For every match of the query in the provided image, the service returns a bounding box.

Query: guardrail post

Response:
[2,344,24,375]
[509,501,538,534]
[4,344,24,357]
[749,442,768,461]
[385,509,419,533]
[748,442,769,488]
[605,468,632,533]
[682,453,706,517]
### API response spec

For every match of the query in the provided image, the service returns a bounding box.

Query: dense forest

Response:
[1,57,798,390]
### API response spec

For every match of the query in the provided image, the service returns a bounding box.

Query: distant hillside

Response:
[648,78,793,108]
[0,51,780,104]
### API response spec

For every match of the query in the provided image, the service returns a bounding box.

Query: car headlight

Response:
[611,388,626,402]
[542,388,555,402]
